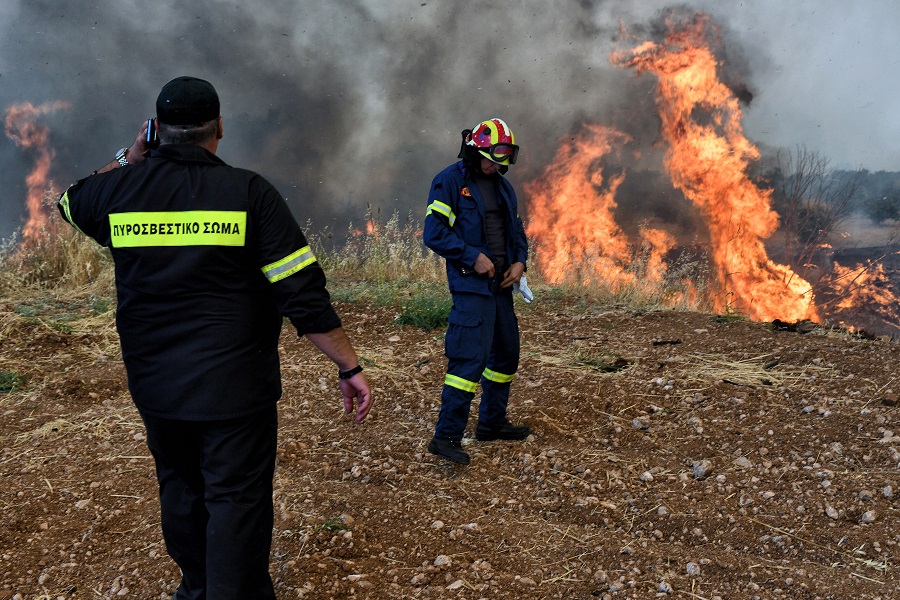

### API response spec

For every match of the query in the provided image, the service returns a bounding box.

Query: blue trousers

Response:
[139,406,278,600]
[435,288,520,440]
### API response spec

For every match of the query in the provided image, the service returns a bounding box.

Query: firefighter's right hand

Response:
[340,373,373,423]
[473,253,495,277]
[125,120,154,165]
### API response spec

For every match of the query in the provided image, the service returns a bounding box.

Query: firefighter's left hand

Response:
[500,262,525,289]
[340,373,373,423]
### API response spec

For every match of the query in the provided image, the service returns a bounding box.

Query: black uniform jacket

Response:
[58,144,340,420]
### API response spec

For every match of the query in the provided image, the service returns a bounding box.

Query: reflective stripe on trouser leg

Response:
[435,293,496,440]
[479,286,520,427]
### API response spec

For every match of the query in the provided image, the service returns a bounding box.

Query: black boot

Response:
[427,437,470,464]
[475,420,531,441]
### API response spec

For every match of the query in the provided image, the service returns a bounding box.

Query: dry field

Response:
[1,291,898,599]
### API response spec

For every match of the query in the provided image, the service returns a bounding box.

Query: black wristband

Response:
[338,365,363,379]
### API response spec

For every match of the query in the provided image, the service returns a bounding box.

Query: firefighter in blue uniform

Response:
[423,118,531,465]
[57,76,373,598]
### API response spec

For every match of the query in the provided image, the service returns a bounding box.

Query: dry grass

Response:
[308,207,445,284]
[673,352,832,389]
[1,189,114,302]
[530,239,716,314]
[2,193,725,322]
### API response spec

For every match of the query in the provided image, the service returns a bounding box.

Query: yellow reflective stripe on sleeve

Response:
[426,200,456,227]
[58,191,86,235]
[444,374,478,393]
[261,245,317,283]
[108,211,246,248]
[483,368,515,383]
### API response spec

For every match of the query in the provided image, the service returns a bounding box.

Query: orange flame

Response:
[4,100,70,245]
[830,262,896,311]
[613,14,817,322]
[824,260,900,336]
[525,124,680,294]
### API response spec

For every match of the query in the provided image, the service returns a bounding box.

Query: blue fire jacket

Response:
[423,161,528,296]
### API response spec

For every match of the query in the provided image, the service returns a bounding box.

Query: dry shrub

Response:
[529,238,715,312]
[309,206,445,284]
[1,188,114,301]
[2,195,716,318]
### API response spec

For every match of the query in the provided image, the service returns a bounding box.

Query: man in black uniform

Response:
[57,76,373,599]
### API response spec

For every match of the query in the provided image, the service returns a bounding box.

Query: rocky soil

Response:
[1,293,899,599]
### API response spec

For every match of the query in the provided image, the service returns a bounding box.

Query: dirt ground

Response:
[1,292,898,599]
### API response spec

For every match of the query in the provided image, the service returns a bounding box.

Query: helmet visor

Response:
[482,142,519,165]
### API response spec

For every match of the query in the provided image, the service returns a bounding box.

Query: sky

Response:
[2,0,898,242]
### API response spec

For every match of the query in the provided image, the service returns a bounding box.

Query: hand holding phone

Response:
[146,117,159,149]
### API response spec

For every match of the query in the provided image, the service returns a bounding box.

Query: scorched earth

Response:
[0,294,898,599]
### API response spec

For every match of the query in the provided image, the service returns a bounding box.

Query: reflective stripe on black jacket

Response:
[58,144,340,420]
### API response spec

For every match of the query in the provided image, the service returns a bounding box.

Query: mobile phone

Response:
[146,117,159,148]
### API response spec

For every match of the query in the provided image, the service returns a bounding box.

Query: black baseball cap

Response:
[156,76,220,125]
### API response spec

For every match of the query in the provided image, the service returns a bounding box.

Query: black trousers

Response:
[139,405,278,600]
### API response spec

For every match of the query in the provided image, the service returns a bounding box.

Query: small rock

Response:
[446,580,464,590]
[659,581,673,593]
[431,520,444,529]
[639,471,654,482]
[631,417,651,430]
[733,456,753,469]
[860,511,876,524]
[693,460,713,479]
[434,555,452,567]
[825,505,840,519]
[686,562,701,576]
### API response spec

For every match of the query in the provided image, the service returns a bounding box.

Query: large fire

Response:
[527,13,823,323]
[525,124,688,302]
[4,100,70,245]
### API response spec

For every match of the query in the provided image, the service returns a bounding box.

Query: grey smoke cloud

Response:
[2,0,898,242]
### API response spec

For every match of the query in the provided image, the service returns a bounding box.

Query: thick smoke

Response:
[0,0,625,241]
[3,0,899,244]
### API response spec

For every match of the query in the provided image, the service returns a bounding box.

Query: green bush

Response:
[0,370,29,393]
[396,292,452,331]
